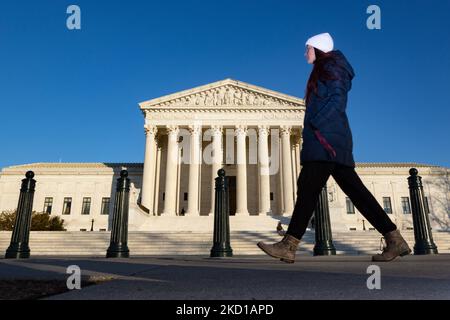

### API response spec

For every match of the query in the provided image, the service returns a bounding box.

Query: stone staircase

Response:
[1,230,449,257]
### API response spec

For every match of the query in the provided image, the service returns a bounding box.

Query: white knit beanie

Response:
[305,33,334,53]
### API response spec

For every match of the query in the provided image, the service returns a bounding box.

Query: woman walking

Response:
[257,33,411,263]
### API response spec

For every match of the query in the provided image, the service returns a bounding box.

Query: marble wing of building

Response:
[0,79,449,232]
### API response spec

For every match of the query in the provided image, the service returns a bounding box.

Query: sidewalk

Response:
[1,254,450,300]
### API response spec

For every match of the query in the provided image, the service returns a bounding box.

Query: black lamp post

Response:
[5,171,36,259]
[210,169,233,257]
[106,170,130,258]
[313,185,336,256]
[408,168,438,255]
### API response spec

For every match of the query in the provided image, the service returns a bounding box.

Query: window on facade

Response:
[184,192,188,201]
[162,192,165,201]
[401,197,411,214]
[101,197,110,215]
[62,197,72,215]
[43,197,53,214]
[346,197,355,214]
[383,197,393,214]
[270,192,274,201]
[424,196,430,214]
[81,197,91,215]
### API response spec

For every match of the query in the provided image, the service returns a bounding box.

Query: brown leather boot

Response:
[372,230,412,262]
[257,234,300,263]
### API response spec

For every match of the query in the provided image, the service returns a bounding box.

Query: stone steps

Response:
[1,231,449,256]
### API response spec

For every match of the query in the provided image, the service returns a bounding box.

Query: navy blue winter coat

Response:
[300,50,356,167]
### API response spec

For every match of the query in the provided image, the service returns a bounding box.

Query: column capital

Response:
[280,125,292,136]
[257,125,270,136]
[144,125,158,136]
[235,125,248,136]
[188,124,202,135]
[166,125,179,136]
[210,125,223,135]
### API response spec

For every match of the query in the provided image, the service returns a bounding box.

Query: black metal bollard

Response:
[5,171,36,259]
[210,169,233,257]
[313,185,336,256]
[106,170,130,258]
[408,168,438,255]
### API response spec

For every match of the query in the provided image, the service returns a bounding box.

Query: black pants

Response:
[286,161,397,239]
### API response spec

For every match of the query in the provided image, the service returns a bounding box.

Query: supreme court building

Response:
[0,79,449,232]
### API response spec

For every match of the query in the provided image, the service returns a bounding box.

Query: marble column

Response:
[295,134,302,176]
[162,125,179,216]
[281,126,294,214]
[258,125,271,215]
[141,125,157,214]
[292,131,301,195]
[235,125,249,215]
[153,139,162,215]
[278,134,284,214]
[176,145,182,214]
[291,136,297,196]
[186,125,201,215]
[209,125,223,216]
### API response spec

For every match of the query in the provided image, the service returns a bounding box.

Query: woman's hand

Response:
[314,130,337,158]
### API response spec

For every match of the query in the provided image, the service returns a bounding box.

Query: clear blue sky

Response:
[1,0,449,170]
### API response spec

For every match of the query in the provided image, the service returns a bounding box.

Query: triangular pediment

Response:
[139,78,305,109]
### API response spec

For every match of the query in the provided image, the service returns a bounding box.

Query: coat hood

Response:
[330,50,355,80]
